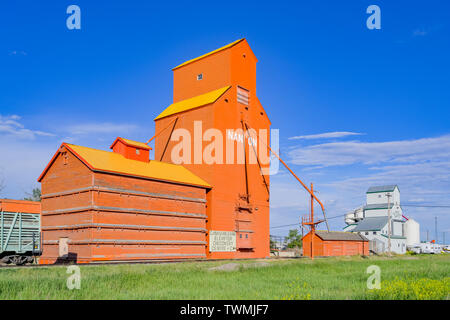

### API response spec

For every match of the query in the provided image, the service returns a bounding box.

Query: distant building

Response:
[343,185,409,254]
[404,218,420,246]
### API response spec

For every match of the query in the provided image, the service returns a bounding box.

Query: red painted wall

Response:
[39,145,208,264]
[302,233,369,257]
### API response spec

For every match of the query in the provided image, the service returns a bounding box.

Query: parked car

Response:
[407,245,421,254]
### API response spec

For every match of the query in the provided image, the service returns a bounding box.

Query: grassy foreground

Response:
[0,254,448,299]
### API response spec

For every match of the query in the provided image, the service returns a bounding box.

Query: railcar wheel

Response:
[1,256,12,264]
[11,255,27,266]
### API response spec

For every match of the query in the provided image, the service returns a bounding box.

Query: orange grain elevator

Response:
[37,39,271,263]
[154,39,271,259]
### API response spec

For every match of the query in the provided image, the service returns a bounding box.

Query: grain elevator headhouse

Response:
[154,39,271,259]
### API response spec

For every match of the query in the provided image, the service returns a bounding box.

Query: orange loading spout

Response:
[244,122,328,259]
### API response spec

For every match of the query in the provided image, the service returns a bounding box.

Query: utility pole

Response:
[301,223,304,239]
[386,192,392,256]
[426,230,429,242]
[301,182,324,260]
[443,232,446,246]
[435,216,438,243]
[310,183,315,260]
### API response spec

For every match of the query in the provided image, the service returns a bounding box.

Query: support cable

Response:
[244,121,329,231]
[243,122,270,200]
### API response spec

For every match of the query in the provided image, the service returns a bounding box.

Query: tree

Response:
[270,238,277,250]
[286,229,302,249]
[24,187,41,202]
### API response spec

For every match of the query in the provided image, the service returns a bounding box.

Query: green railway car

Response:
[0,210,41,265]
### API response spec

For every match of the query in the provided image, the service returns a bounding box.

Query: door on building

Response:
[59,237,69,257]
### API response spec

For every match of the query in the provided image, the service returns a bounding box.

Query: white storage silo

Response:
[345,211,355,224]
[405,218,420,246]
[354,207,364,221]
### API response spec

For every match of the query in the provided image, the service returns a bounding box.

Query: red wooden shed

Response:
[302,231,369,257]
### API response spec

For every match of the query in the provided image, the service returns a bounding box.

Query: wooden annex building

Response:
[38,139,210,264]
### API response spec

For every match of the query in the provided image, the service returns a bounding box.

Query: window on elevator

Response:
[237,86,249,106]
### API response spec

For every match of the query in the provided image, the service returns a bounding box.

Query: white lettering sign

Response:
[209,231,236,252]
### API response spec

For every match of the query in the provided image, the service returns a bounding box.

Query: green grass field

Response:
[0,254,448,299]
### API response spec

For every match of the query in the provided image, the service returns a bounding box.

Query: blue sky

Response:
[1,1,449,241]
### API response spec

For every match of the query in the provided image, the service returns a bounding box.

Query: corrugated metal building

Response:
[302,231,369,257]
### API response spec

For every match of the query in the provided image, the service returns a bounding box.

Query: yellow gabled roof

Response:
[110,137,151,150]
[154,86,231,120]
[64,143,211,188]
[173,39,245,70]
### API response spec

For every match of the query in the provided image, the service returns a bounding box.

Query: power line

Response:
[270,203,450,229]
[270,223,300,229]
[327,214,347,220]
[270,213,346,229]
[402,204,450,208]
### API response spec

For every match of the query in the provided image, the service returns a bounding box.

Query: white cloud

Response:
[0,115,146,199]
[0,137,56,198]
[269,134,450,237]
[270,181,310,209]
[413,29,428,37]
[287,135,450,167]
[9,51,27,56]
[0,114,57,197]
[66,123,138,135]
[322,159,450,234]
[288,131,363,140]
[0,115,55,140]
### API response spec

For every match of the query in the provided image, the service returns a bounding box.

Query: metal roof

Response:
[0,199,41,214]
[172,39,245,70]
[38,143,211,189]
[363,203,395,210]
[381,234,406,240]
[154,86,231,120]
[315,231,368,241]
[366,185,398,193]
[352,217,388,232]
[110,137,151,150]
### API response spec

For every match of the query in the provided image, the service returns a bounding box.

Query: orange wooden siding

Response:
[155,39,271,259]
[303,231,369,257]
[39,145,208,264]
